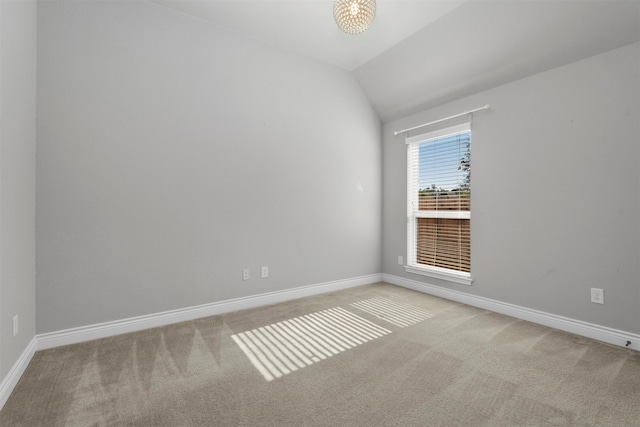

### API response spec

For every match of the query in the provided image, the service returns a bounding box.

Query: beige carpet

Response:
[2,282,639,426]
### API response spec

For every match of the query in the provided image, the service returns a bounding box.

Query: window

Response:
[406,123,472,285]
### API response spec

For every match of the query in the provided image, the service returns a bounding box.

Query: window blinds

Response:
[407,123,471,276]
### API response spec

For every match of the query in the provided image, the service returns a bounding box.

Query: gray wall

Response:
[36,1,381,333]
[32,0,639,340]
[383,42,640,334]
[0,0,37,379]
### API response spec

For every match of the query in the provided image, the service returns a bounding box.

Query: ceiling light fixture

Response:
[333,0,376,35]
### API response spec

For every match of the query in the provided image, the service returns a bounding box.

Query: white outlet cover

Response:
[591,288,604,304]
[13,314,19,337]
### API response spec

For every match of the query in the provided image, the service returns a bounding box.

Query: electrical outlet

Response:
[591,288,604,304]
[398,256,403,265]
[13,315,19,337]
[261,266,269,278]
[242,268,250,281]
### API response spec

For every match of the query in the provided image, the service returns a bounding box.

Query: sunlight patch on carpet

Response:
[231,307,391,381]
[350,297,434,327]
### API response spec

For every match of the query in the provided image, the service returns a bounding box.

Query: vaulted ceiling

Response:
[153,0,640,122]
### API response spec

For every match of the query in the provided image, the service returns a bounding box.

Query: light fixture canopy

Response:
[333,0,376,35]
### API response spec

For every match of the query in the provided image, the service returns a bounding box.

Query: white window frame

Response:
[406,122,472,286]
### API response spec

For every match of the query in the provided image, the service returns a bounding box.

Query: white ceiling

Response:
[153,0,640,122]
[153,0,467,70]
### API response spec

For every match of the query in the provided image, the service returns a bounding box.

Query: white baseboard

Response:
[383,273,640,351]
[0,337,37,411]
[36,274,382,351]
[0,274,380,411]
[3,272,635,412]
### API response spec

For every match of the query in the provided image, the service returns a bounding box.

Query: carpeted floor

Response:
[2,282,639,426]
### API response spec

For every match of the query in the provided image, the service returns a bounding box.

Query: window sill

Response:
[404,265,473,286]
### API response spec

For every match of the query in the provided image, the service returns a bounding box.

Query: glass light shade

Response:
[333,0,376,35]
